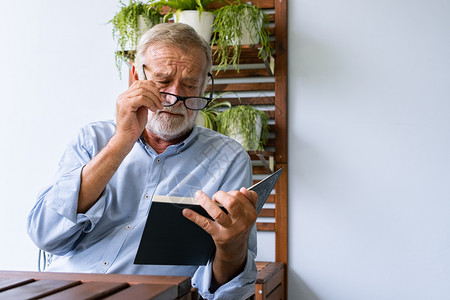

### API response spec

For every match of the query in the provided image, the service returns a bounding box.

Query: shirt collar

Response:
[178,125,199,152]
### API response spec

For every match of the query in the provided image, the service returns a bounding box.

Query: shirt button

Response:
[144,194,150,199]
[156,158,161,163]
[125,225,131,230]
[103,261,108,266]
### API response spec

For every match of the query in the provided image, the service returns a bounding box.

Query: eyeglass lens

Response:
[142,65,213,110]
[161,93,209,110]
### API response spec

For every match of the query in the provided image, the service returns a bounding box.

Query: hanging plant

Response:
[211,1,273,72]
[217,105,269,151]
[109,0,163,74]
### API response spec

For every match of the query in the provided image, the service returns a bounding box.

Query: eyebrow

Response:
[153,72,202,84]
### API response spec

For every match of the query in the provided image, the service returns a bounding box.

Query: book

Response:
[134,168,284,266]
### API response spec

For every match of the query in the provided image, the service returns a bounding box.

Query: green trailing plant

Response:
[211,1,273,73]
[199,93,231,130]
[157,0,216,22]
[109,0,163,73]
[217,105,269,151]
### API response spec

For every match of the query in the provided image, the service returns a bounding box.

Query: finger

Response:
[239,187,258,209]
[127,81,164,111]
[212,190,248,219]
[118,88,161,112]
[196,191,232,227]
[182,208,218,236]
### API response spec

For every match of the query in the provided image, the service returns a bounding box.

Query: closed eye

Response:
[184,83,198,89]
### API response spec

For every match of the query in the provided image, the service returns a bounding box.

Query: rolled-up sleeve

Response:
[27,126,108,255]
[192,227,258,299]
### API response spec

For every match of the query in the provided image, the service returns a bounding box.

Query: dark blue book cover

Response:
[134,168,283,266]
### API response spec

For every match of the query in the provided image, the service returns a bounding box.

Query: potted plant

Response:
[217,105,269,151]
[109,0,163,73]
[196,93,231,130]
[157,0,216,42]
[211,1,273,72]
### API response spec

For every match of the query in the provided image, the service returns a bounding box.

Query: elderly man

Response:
[27,23,258,299]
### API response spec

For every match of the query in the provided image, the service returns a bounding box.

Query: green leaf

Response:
[109,0,164,76]
[216,105,269,151]
[211,1,273,73]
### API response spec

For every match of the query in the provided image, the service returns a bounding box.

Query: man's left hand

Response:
[182,188,258,287]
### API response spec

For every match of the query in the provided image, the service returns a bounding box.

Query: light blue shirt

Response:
[27,120,257,300]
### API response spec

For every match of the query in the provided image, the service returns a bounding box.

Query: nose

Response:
[161,93,178,106]
[162,83,184,106]
[164,81,183,96]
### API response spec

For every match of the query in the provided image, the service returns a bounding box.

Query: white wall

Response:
[0,0,127,270]
[289,0,450,299]
[1,1,449,299]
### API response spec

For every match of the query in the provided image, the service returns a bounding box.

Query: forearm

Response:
[210,240,248,291]
[78,135,134,213]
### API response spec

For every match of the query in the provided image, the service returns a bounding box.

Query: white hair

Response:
[134,23,212,91]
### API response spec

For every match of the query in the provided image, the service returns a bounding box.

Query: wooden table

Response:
[0,270,196,299]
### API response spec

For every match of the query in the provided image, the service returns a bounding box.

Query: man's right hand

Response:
[115,79,163,146]
[77,79,163,213]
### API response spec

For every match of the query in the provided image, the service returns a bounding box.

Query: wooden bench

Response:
[255,261,285,300]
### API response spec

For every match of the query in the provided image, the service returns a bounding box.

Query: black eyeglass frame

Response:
[142,64,214,111]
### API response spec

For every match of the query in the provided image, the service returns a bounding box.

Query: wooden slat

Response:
[0,277,34,292]
[206,82,274,92]
[212,68,271,78]
[0,271,191,298]
[253,165,276,175]
[266,284,283,300]
[248,150,275,160]
[222,55,265,65]
[256,222,275,231]
[265,194,275,203]
[103,283,177,300]
[39,281,129,300]
[265,110,275,119]
[0,279,80,299]
[209,97,275,106]
[258,208,275,218]
[266,138,276,148]
[255,262,284,283]
[261,270,282,297]
[212,46,275,65]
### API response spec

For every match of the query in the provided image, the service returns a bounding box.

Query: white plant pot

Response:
[176,10,214,42]
[229,114,263,151]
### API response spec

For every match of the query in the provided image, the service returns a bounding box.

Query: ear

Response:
[130,63,140,85]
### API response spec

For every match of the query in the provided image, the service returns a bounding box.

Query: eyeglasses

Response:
[142,64,214,111]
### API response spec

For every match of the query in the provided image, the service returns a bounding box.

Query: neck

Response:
[142,129,191,154]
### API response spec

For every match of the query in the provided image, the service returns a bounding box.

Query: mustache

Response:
[156,105,187,116]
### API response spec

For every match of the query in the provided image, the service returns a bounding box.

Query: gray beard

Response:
[146,106,198,141]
